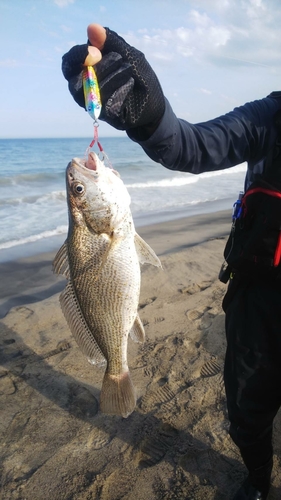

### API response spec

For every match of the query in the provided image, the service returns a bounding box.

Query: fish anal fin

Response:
[134,233,162,268]
[130,314,145,343]
[60,281,106,366]
[53,242,70,278]
[100,371,136,418]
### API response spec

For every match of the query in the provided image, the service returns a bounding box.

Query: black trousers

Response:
[223,273,281,471]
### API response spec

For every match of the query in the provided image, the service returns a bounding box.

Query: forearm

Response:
[128,95,281,174]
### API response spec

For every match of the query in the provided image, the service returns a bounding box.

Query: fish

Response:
[53,152,161,417]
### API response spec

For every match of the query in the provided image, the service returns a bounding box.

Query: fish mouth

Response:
[70,153,120,180]
[72,152,99,172]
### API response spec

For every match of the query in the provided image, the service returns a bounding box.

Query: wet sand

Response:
[1,210,281,499]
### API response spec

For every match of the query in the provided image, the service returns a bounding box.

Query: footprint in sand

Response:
[88,428,112,450]
[198,315,213,330]
[142,318,149,327]
[180,280,213,295]
[186,306,211,321]
[40,340,71,361]
[200,359,221,378]
[154,316,165,323]
[0,374,16,395]
[100,468,136,499]
[139,296,157,309]
[212,285,226,302]
[157,399,179,416]
[140,383,176,412]
[179,446,215,473]
[3,409,31,444]
[137,423,178,468]
[56,340,71,351]
[67,383,98,418]
[186,306,217,330]
[2,338,15,345]
[217,372,224,386]
[14,306,34,319]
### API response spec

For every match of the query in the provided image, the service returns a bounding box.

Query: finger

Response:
[87,24,107,49]
[84,46,102,66]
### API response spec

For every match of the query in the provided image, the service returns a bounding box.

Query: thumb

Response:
[84,24,106,66]
[87,24,107,49]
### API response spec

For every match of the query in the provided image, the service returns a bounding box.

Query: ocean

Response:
[0,136,246,262]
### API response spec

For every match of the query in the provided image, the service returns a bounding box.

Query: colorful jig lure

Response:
[82,66,102,122]
[82,65,105,155]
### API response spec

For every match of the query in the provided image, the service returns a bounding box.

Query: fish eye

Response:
[73,183,85,195]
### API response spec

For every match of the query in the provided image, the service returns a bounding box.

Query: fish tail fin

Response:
[100,371,136,418]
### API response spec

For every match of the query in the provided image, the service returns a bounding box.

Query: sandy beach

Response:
[1,210,281,500]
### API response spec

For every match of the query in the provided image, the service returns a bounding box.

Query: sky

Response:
[1,0,281,138]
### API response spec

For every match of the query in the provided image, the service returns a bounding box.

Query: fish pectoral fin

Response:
[91,231,123,281]
[130,314,145,343]
[59,281,106,367]
[100,371,136,418]
[134,233,162,268]
[53,241,70,278]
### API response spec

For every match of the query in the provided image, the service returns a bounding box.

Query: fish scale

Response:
[68,230,140,371]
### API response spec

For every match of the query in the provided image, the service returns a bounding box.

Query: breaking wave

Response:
[0,225,68,250]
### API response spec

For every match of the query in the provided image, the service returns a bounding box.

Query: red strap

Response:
[245,186,281,199]
[274,232,281,267]
[88,123,104,152]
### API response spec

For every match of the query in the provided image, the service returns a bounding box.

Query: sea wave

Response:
[0,171,63,186]
[130,195,219,213]
[0,225,68,250]
[0,190,66,207]
[126,163,247,189]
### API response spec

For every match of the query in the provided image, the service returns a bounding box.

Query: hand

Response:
[62,24,165,136]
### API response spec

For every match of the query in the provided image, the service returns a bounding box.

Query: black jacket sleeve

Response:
[127,93,281,174]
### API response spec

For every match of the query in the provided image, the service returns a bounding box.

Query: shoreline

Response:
[0,198,233,264]
[0,208,231,319]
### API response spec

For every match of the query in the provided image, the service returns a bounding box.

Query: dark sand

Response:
[1,210,281,499]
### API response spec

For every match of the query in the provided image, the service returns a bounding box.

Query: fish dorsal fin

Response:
[130,314,145,343]
[59,281,106,367]
[53,242,70,278]
[134,233,162,268]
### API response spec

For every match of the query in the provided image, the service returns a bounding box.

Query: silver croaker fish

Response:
[53,152,161,417]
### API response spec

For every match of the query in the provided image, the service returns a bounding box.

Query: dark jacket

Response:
[130,92,281,191]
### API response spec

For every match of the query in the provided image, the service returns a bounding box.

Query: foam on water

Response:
[0,137,247,260]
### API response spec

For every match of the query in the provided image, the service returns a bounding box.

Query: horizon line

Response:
[0,135,127,140]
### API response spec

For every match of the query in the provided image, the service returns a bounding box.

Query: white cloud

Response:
[0,59,19,67]
[60,24,71,33]
[242,0,266,19]
[124,14,231,64]
[199,88,212,95]
[176,27,191,43]
[54,0,74,7]
[209,26,230,47]
[189,9,211,28]
[122,1,281,70]
[151,52,173,62]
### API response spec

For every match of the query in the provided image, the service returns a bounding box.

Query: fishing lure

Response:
[83,65,102,152]
[82,66,102,122]
[82,65,111,166]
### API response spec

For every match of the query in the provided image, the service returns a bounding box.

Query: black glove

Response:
[62,28,165,136]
